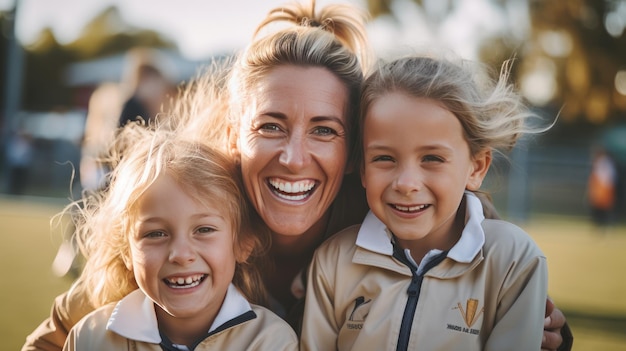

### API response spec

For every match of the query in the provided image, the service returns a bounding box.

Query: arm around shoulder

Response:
[22,283,94,351]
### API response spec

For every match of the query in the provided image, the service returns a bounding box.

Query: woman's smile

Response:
[267,178,318,202]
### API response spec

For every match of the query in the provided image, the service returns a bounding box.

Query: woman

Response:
[22,1,570,350]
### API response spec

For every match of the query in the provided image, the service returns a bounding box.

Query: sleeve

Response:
[484,254,548,351]
[249,316,299,351]
[21,283,94,351]
[299,246,340,351]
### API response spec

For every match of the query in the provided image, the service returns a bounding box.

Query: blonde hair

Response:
[165,58,234,151]
[169,1,372,160]
[69,122,269,308]
[227,0,371,157]
[360,55,551,165]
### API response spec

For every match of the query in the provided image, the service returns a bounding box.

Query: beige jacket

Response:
[22,282,93,351]
[63,285,298,351]
[301,193,548,351]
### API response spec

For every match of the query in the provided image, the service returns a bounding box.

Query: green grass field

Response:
[522,216,626,350]
[1,197,625,350]
[0,197,73,350]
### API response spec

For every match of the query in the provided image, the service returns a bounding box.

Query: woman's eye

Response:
[145,230,166,238]
[313,126,338,136]
[259,123,282,132]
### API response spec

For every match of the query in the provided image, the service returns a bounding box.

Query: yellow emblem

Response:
[457,298,484,327]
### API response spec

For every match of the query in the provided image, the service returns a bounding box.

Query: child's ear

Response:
[467,149,492,191]
[122,250,133,271]
[235,235,255,263]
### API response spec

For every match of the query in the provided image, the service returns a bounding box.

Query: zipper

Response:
[394,246,448,351]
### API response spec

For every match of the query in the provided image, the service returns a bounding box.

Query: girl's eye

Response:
[313,126,338,136]
[372,155,394,163]
[197,226,217,234]
[423,155,444,162]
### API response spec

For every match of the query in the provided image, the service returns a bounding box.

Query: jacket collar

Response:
[107,284,252,343]
[355,191,485,264]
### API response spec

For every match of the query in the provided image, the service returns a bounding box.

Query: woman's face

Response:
[234,65,350,238]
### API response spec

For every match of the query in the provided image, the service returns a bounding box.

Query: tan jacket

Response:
[301,193,548,351]
[63,285,298,351]
[22,282,93,351]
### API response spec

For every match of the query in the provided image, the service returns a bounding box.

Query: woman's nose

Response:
[279,134,310,171]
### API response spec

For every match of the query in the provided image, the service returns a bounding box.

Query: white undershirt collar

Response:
[356,191,486,264]
[107,283,252,343]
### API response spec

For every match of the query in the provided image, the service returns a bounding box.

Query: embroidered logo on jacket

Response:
[447,298,484,335]
[346,296,371,330]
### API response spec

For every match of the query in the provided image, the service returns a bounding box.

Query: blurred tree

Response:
[22,28,71,110]
[63,6,175,59]
[13,5,175,111]
[364,0,626,126]
[524,0,626,124]
[366,0,394,17]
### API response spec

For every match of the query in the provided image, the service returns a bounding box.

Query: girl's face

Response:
[362,93,489,253]
[130,173,237,327]
[233,65,349,238]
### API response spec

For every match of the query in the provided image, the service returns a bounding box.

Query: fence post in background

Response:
[507,140,530,223]
[1,0,25,193]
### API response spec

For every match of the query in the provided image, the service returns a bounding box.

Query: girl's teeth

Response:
[167,275,204,287]
[395,204,427,212]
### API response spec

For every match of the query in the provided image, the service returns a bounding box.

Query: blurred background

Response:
[0,0,624,350]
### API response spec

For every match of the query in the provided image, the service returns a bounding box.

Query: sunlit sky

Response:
[0,0,524,60]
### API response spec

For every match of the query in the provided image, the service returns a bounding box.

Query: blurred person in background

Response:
[79,82,122,192]
[81,48,177,192]
[117,47,177,127]
[50,83,123,279]
[587,144,618,232]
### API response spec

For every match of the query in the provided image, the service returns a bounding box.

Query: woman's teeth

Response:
[268,179,315,201]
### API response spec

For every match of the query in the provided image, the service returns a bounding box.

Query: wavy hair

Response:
[227,0,371,162]
[169,1,372,165]
[359,54,553,168]
[68,122,270,308]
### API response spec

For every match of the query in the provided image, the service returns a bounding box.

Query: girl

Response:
[301,54,551,350]
[62,123,298,350]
